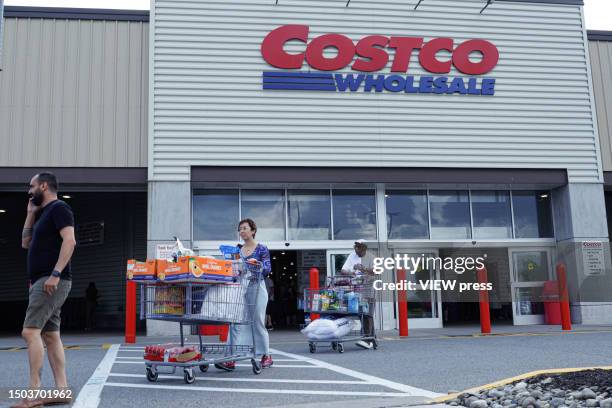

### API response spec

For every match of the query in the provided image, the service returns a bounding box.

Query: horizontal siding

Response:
[0,17,149,167]
[151,0,601,183]
[590,40,612,172]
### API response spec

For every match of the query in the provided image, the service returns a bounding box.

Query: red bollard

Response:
[557,263,572,331]
[477,266,491,334]
[309,267,320,321]
[125,280,137,344]
[397,269,409,337]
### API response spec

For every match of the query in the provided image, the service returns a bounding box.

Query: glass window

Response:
[288,190,331,240]
[241,190,285,241]
[512,251,550,282]
[512,191,553,238]
[429,190,471,239]
[471,191,512,239]
[193,190,239,240]
[332,190,377,240]
[386,191,429,239]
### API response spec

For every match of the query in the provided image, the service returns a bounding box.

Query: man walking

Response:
[341,239,376,350]
[12,173,76,408]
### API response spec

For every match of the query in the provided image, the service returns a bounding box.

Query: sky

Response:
[3,0,612,31]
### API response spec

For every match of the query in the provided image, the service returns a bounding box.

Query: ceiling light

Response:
[539,194,549,199]
[62,195,72,199]
[0,209,6,213]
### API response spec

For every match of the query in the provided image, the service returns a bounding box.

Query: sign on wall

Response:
[582,241,605,276]
[260,24,499,95]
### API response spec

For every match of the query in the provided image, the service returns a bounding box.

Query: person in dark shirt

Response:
[12,173,76,408]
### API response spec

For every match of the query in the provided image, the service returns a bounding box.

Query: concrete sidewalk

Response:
[1,323,611,348]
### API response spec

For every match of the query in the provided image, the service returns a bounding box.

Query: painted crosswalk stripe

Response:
[269,348,442,398]
[113,361,317,368]
[73,344,120,408]
[104,382,413,397]
[108,372,368,384]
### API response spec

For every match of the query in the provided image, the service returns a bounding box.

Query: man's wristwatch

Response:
[51,270,61,278]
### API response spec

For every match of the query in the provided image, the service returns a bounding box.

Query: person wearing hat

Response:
[341,239,376,349]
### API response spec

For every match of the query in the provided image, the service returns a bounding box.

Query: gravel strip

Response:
[449,369,612,408]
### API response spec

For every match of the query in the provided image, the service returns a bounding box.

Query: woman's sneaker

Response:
[214,361,235,371]
[355,340,373,349]
[261,355,273,368]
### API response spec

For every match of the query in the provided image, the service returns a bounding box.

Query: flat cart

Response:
[303,274,378,353]
[137,259,263,384]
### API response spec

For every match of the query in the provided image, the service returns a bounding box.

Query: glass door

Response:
[392,249,442,329]
[326,249,353,279]
[509,248,553,325]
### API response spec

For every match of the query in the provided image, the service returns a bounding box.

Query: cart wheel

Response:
[372,339,379,350]
[309,343,316,353]
[146,367,158,382]
[184,368,196,384]
[251,359,262,375]
[337,343,344,353]
[199,364,209,373]
[331,342,337,351]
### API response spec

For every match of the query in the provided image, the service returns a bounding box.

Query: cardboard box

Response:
[156,257,190,282]
[190,257,234,283]
[156,256,235,283]
[126,259,157,281]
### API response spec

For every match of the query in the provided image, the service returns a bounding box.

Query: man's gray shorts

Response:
[23,277,72,332]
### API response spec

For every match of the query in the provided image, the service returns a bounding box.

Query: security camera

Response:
[285,242,290,247]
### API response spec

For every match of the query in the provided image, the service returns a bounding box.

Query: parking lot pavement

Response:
[72,343,438,408]
[2,326,612,408]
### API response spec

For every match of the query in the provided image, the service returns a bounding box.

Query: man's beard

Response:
[31,190,44,206]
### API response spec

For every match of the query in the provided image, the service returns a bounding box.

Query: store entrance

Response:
[268,250,327,330]
[440,248,513,326]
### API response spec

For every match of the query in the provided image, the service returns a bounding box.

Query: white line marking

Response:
[104,382,412,397]
[116,356,141,360]
[73,344,120,408]
[108,373,368,384]
[113,361,317,368]
[269,348,442,398]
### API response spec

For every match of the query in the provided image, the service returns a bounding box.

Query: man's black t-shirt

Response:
[28,200,75,282]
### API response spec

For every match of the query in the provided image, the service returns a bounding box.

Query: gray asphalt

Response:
[0,327,611,408]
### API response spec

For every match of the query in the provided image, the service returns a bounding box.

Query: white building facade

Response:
[147,0,611,333]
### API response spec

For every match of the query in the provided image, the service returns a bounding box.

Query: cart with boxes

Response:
[127,248,264,384]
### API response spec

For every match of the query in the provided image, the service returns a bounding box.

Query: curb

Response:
[429,366,612,404]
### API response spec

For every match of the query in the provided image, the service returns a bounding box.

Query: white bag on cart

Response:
[199,282,248,323]
[301,317,353,339]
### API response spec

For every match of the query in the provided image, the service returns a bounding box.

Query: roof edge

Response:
[3,6,149,22]
[588,30,612,41]
[492,0,583,5]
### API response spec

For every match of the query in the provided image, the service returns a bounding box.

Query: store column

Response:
[146,181,192,336]
[552,183,612,324]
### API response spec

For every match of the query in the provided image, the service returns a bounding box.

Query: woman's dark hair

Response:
[238,218,257,238]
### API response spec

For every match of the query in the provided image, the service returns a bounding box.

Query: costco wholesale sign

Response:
[261,25,500,95]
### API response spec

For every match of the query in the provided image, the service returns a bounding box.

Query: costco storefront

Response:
[147,0,612,334]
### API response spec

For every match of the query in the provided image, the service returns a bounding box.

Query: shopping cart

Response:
[303,274,378,353]
[138,259,263,384]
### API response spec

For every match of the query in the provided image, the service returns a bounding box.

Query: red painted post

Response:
[557,263,572,331]
[125,280,137,344]
[477,266,491,334]
[309,267,320,321]
[397,269,409,337]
